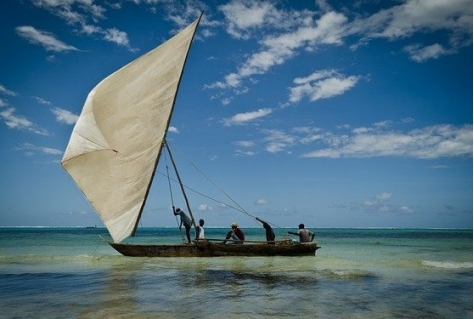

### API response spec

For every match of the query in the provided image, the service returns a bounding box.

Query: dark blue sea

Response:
[0,227,471,318]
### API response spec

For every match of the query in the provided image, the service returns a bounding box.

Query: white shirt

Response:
[196,225,205,239]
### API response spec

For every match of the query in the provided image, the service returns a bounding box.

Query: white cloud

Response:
[288,69,360,103]
[371,0,471,40]
[208,8,347,91]
[168,126,179,133]
[234,140,255,148]
[263,129,296,153]
[404,43,450,62]
[348,0,472,56]
[33,96,52,105]
[68,210,89,216]
[31,0,106,21]
[359,192,414,214]
[30,0,133,49]
[234,149,256,156]
[256,122,471,158]
[103,28,130,47]
[15,26,78,52]
[255,198,268,205]
[219,0,281,39]
[0,84,18,97]
[301,124,472,159]
[377,192,392,200]
[209,0,471,99]
[239,11,347,78]
[197,204,214,211]
[222,108,272,126]
[0,107,49,136]
[51,107,78,125]
[399,206,414,214]
[15,143,62,156]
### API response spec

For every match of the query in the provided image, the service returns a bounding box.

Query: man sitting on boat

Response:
[173,206,193,244]
[288,224,315,242]
[223,222,245,244]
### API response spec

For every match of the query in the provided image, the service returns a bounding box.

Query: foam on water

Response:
[422,260,473,269]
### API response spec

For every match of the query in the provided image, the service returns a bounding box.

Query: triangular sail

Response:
[61,15,202,243]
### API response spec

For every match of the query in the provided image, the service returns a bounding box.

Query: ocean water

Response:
[0,227,471,319]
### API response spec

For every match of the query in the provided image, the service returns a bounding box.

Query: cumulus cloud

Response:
[219,0,282,39]
[210,4,348,91]
[167,126,179,133]
[356,0,472,41]
[51,107,79,125]
[288,69,360,103]
[103,28,130,47]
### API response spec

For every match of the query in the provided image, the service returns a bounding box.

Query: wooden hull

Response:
[109,240,319,257]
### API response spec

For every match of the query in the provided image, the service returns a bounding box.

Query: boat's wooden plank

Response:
[108,241,319,257]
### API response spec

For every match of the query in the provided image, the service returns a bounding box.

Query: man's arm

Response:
[287,231,298,236]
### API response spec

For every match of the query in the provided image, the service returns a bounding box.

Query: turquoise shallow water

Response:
[0,227,472,319]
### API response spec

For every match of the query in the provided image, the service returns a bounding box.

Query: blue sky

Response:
[1,0,472,230]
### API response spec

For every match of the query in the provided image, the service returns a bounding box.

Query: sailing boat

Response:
[61,13,319,257]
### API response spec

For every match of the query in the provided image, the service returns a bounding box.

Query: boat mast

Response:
[164,140,196,228]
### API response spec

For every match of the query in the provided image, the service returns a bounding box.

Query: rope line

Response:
[166,141,256,220]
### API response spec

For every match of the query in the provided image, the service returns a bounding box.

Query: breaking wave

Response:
[422,260,473,269]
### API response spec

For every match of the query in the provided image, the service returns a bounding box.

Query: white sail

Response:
[61,15,201,243]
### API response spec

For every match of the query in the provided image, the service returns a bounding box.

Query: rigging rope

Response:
[166,141,257,220]
[161,141,291,239]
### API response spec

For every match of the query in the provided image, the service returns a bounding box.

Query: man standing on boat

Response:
[195,219,205,240]
[288,224,315,242]
[256,217,275,244]
[173,206,193,243]
[223,222,245,244]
